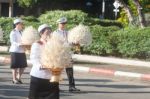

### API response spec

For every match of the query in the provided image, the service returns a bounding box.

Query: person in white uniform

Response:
[9,18,27,84]
[53,17,80,92]
[28,24,59,99]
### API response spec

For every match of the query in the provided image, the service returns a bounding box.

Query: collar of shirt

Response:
[58,29,65,32]
[15,28,22,34]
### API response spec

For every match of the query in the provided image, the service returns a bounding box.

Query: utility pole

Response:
[102,0,105,19]
[9,0,13,17]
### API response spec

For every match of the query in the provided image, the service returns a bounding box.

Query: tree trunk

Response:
[0,3,2,16]
[116,0,134,24]
[9,0,13,17]
[133,0,146,28]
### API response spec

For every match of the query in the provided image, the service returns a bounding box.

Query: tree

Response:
[117,0,147,28]
[17,0,38,8]
[8,0,38,17]
[116,0,134,24]
[133,0,146,28]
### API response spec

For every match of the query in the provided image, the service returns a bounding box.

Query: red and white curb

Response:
[0,46,8,52]
[0,56,10,64]
[0,56,150,81]
[72,54,150,68]
[73,65,150,81]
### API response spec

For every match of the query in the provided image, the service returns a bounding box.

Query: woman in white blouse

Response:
[28,24,59,99]
[9,18,27,84]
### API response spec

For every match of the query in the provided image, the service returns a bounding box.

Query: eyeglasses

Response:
[61,22,67,25]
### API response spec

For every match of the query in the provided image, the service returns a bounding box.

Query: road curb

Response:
[0,56,150,81]
[73,65,150,81]
[72,54,150,68]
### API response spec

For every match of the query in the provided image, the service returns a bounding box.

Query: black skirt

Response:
[10,52,27,69]
[28,76,59,99]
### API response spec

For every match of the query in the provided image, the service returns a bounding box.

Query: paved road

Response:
[0,65,150,99]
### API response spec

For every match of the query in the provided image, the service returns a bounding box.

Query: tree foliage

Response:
[140,0,150,12]
[118,0,148,27]
[17,0,38,8]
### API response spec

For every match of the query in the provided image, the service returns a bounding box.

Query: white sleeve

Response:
[10,32,21,46]
[30,43,41,66]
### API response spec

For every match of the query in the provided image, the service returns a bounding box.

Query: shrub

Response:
[85,18,123,27]
[0,17,40,44]
[0,17,14,45]
[110,27,150,59]
[21,16,40,29]
[39,10,88,30]
[22,16,39,22]
[82,25,121,55]
[39,10,123,31]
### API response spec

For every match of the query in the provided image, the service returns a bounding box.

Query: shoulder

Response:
[31,41,43,47]
[31,41,44,47]
[36,41,44,45]
[10,29,17,36]
[10,29,16,33]
[31,42,42,51]
[53,30,59,34]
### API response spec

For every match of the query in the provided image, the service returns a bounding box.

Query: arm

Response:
[10,32,22,47]
[30,43,41,66]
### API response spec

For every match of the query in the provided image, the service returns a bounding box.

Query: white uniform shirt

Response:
[53,29,68,42]
[53,29,74,47]
[30,42,51,79]
[9,29,25,53]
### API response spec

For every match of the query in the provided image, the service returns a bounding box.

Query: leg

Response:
[66,67,75,87]
[66,67,80,92]
[12,68,19,84]
[28,76,38,99]
[17,68,25,80]
[17,68,25,83]
[17,53,27,82]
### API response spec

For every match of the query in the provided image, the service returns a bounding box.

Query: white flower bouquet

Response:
[21,26,39,51]
[68,24,92,53]
[68,24,92,46]
[41,34,72,82]
[22,26,39,45]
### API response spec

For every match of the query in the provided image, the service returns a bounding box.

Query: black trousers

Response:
[65,67,75,88]
[28,76,59,99]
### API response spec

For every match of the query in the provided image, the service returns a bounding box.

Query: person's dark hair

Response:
[13,24,15,29]
[13,22,20,29]
[39,27,51,36]
[40,28,47,34]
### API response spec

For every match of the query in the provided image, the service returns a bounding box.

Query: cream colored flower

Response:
[22,26,39,45]
[68,24,92,46]
[41,34,72,69]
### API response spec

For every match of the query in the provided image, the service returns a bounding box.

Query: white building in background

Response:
[0,0,16,17]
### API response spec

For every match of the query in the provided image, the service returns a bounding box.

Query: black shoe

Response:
[17,80,23,84]
[12,80,19,84]
[16,79,23,84]
[59,88,65,92]
[69,87,80,92]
